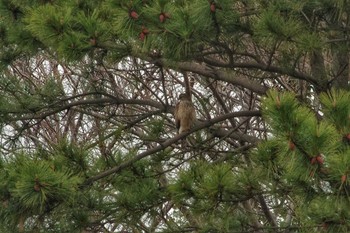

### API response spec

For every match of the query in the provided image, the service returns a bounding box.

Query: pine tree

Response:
[253,89,350,232]
[0,0,349,232]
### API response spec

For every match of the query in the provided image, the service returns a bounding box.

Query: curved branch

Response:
[143,57,268,95]
[176,61,269,95]
[200,55,317,85]
[151,57,319,93]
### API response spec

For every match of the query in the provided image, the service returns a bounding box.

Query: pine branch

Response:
[149,58,269,95]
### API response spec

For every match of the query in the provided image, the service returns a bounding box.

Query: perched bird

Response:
[174,93,196,134]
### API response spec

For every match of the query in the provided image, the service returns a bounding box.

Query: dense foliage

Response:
[0,0,349,232]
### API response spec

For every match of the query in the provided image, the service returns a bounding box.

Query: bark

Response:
[310,50,328,92]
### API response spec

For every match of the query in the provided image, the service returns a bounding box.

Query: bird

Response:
[174,93,196,134]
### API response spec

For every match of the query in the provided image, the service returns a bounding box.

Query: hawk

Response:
[174,93,196,134]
